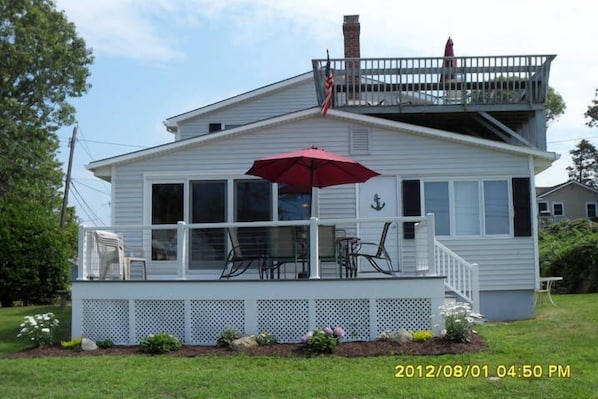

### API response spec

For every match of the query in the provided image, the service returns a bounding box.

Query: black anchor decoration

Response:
[371,193,385,211]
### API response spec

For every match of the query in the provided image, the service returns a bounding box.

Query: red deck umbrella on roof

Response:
[246,146,380,189]
[440,36,456,82]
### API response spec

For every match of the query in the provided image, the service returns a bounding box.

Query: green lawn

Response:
[0,295,596,399]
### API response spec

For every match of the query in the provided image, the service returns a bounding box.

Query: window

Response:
[587,202,597,218]
[483,180,509,235]
[538,201,549,215]
[189,181,227,269]
[151,178,277,268]
[151,183,183,260]
[278,184,311,220]
[422,179,510,236]
[553,202,564,216]
[455,181,480,235]
[424,182,450,235]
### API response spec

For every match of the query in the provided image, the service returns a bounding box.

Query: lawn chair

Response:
[220,227,265,279]
[350,222,394,275]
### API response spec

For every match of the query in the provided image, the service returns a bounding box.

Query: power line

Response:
[72,178,110,195]
[78,139,147,149]
[71,182,106,225]
[548,136,598,144]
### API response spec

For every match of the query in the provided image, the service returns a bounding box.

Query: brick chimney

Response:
[343,15,360,59]
[343,15,360,101]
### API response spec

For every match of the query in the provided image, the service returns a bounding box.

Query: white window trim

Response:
[553,202,564,216]
[538,201,549,215]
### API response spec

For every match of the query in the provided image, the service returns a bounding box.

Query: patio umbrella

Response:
[440,36,456,82]
[245,146,380,189]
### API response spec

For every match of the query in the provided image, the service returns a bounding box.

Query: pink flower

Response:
[333,327,346,337]
[323,327,334,336]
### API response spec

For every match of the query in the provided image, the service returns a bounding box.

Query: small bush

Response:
[60,337,83,349]
[17,313,60,347]
[217,327,243,348]
[411,330,433,342]
[96,339,114,349]
[301,326,345,355]
[255,332,277,346]
[139,332,182,354]
[438,302,484,343]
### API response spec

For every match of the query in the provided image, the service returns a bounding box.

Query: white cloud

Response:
[56,0,187,61]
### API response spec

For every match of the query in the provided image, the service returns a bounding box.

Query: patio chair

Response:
[266,226,298,279]
[220,227,266,279]
[92,231,125,280]
[350,222,394,275]
[124,246,147,280]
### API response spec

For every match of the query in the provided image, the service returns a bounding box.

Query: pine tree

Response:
[566,139,598,187]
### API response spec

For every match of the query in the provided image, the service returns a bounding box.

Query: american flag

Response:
[321,50,334,116]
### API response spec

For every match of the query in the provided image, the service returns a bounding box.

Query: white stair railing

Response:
[434,240,480,313]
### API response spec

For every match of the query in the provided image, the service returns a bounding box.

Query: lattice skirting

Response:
[80,297,432,345]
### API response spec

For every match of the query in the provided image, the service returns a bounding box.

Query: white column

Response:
[176,221,187,280]
[308,217,320,279]
[426,213,436,275]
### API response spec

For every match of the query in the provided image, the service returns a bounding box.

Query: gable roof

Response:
[163,72,313,133]
[537,180,598,199]
[88,107,558,181]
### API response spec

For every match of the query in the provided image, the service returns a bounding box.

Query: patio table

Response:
[535,276,563,306]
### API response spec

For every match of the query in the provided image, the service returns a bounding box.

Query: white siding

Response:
[178,80,317,140]
[111,115,535,286]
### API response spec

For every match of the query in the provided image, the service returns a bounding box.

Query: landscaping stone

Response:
[231,336,258,351]
[81,338,98,351]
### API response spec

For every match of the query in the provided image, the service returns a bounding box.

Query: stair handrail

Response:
[434,240,480,313]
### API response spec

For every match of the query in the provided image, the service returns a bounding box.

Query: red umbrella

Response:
[440,37,456,82]
[246,146,380,188]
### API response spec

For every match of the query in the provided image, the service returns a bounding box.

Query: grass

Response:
[0,295,597,398]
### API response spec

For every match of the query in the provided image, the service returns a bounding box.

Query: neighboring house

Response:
[73,15,558,344]
[536,180,598,226]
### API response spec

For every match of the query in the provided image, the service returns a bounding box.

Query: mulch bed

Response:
[7,333,486,358]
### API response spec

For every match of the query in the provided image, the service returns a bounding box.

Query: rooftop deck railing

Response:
[313,55,556,109]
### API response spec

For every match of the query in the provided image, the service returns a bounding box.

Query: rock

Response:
[81,338,98,351]
[375,329,412,344]
[230,336,258,351]
[394,329,413,344]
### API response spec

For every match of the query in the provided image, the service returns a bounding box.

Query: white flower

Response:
[41,328,50,334]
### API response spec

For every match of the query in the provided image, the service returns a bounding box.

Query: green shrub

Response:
[139,332,182,354]
[539,219,598,293]
[96,339,114,349]
[438,302,484,343]
[17,313,60,347]
[301,327,345,355]
[255,332,277,346]
[60,337,82,349]
[217,327,243,348]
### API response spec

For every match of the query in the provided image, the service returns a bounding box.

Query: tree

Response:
[545,87,566,126]
[566,139,598,187]
[585,89,598,128]
[0,0,93,306]
[469,79,566,128]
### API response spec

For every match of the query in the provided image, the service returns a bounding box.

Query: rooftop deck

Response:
[313,55,556,149]
[313,54,555,111]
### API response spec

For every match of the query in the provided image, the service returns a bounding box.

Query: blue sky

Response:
[53,0,598,226]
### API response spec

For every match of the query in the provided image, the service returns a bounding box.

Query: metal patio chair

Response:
[350,222,394,275]
[220,227,266,279]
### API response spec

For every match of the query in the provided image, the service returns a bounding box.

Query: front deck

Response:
[73,216,479,344]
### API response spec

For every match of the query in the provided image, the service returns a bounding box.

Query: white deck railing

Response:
[434,240,480,313]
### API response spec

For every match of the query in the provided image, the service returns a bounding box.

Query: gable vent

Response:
[350,128,370,154]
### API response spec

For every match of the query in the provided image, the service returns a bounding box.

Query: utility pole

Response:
[60,125,78,228]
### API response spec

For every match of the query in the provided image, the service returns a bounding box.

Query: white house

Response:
[73,16,557,345]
